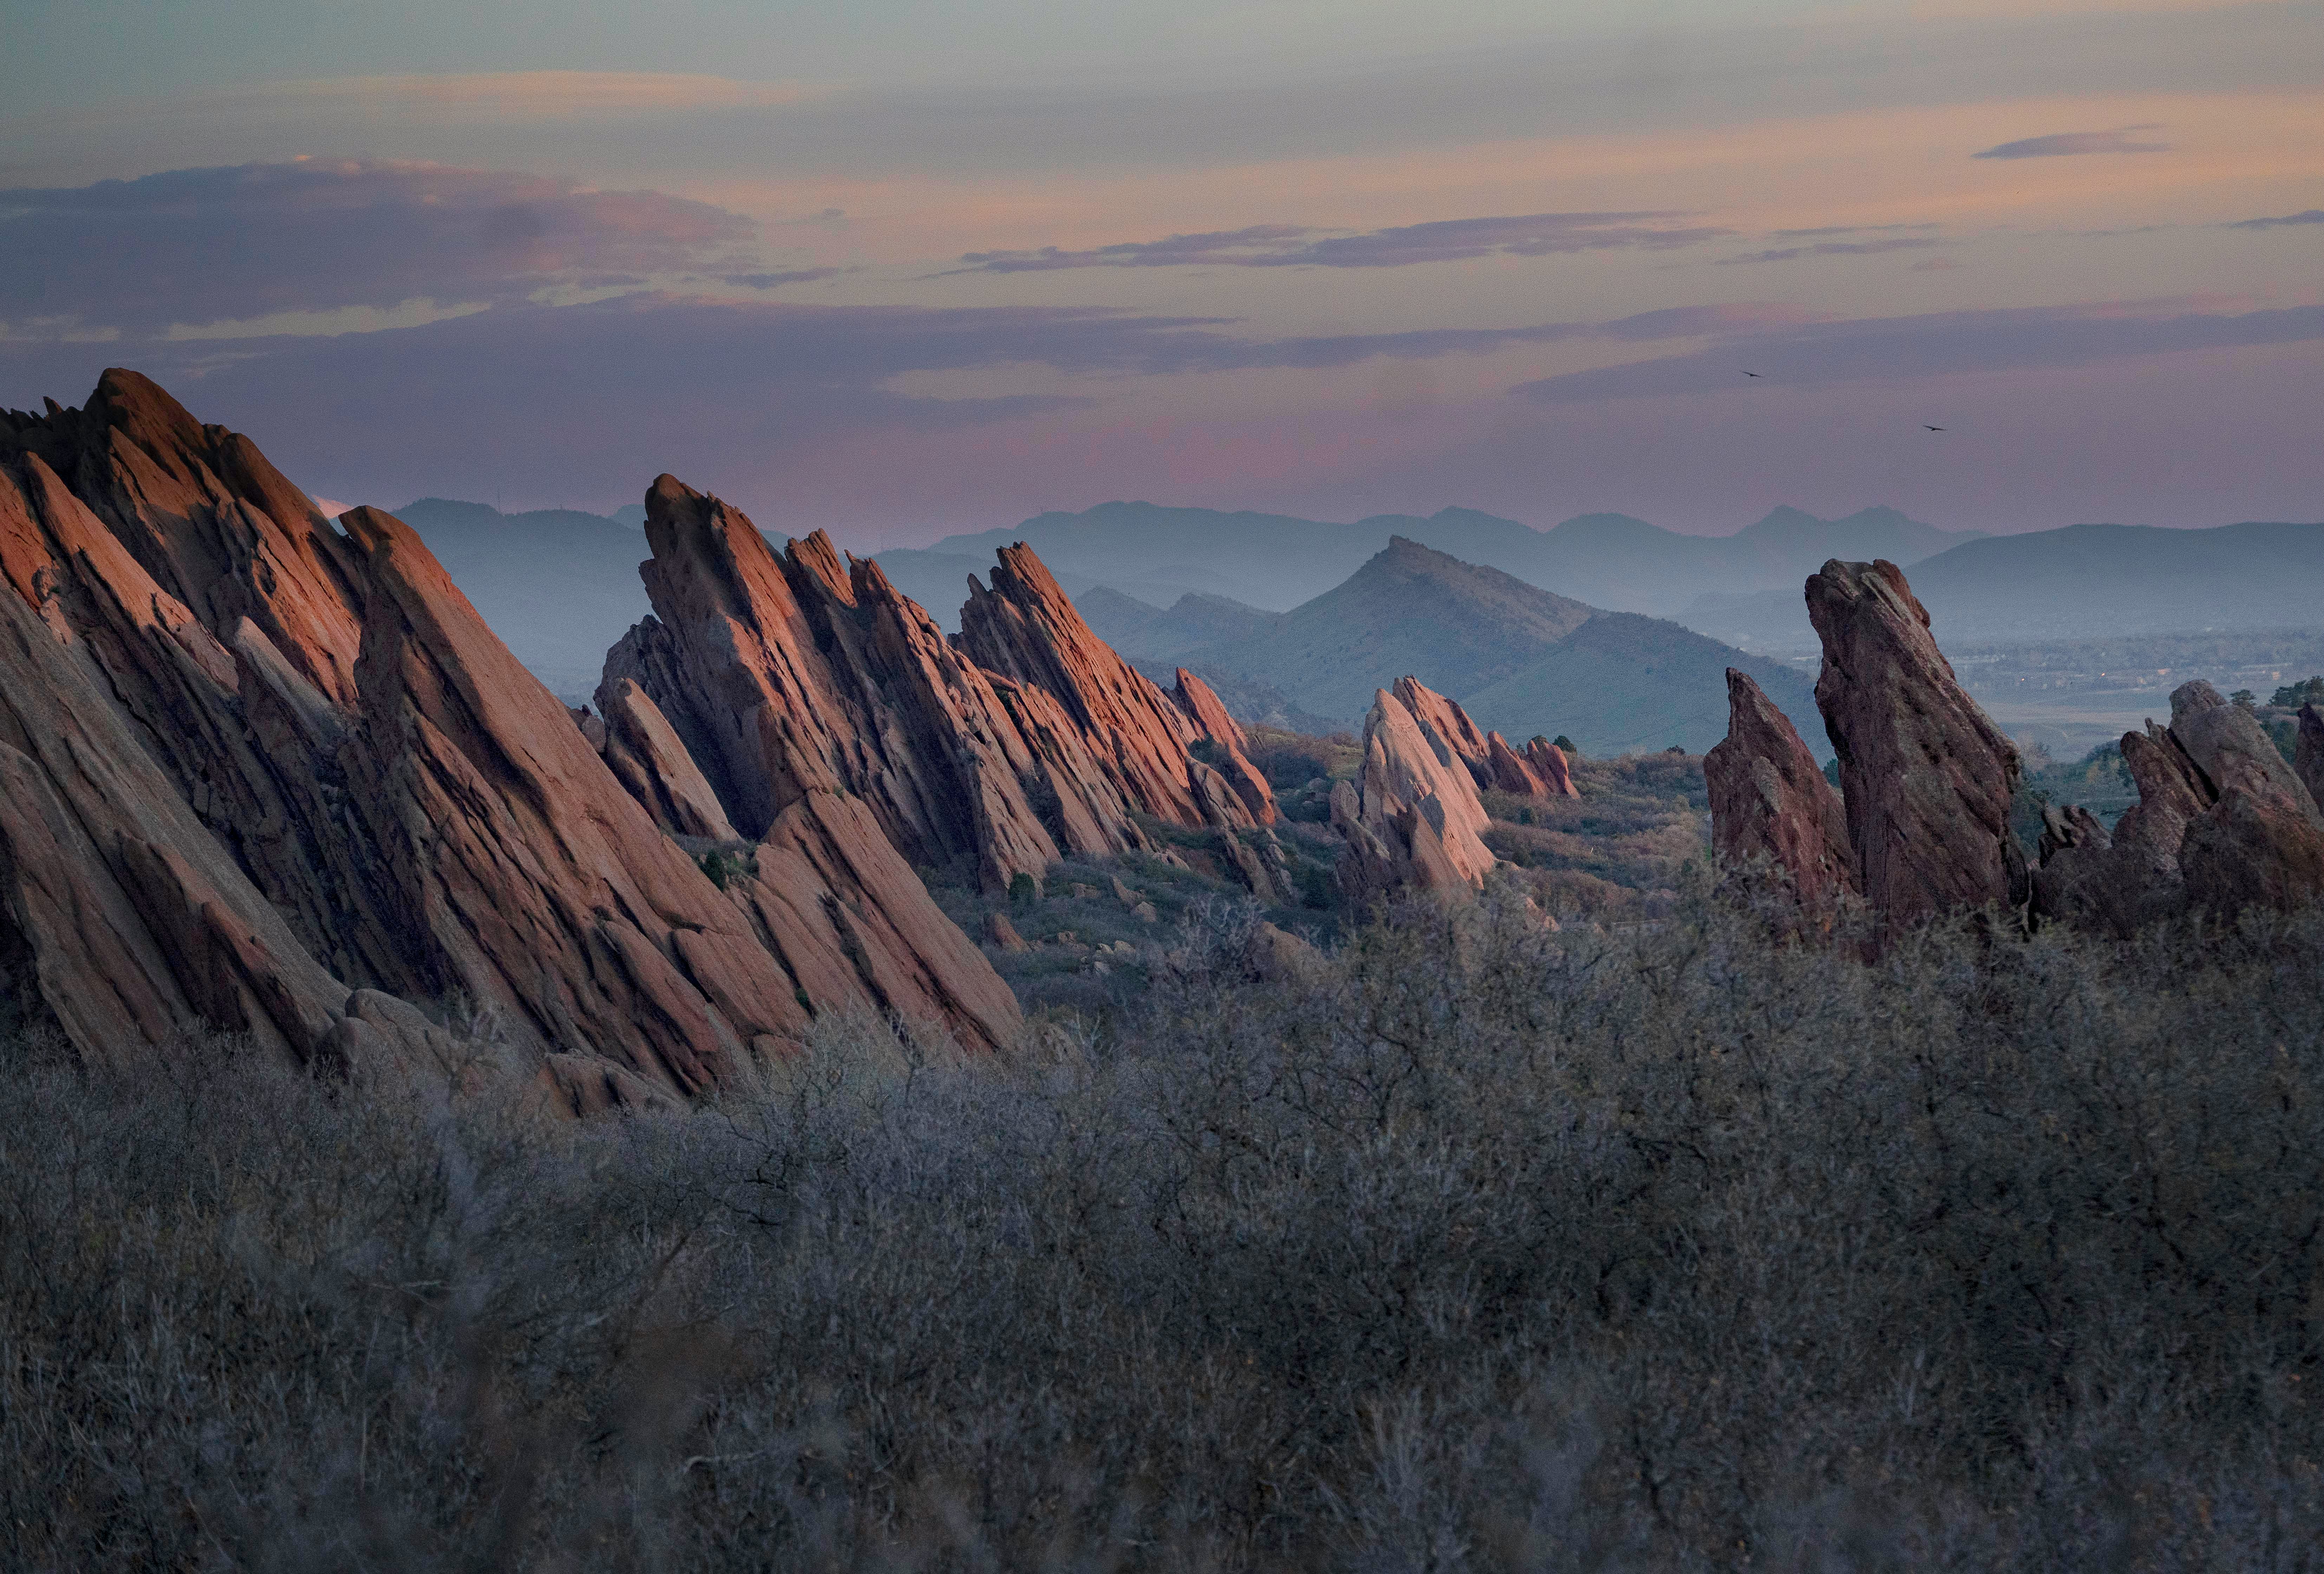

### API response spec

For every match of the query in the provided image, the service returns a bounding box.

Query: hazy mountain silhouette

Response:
[1194,538,1595,721]
[881,499,1980,620]
[1076,587,1277,662]
[392,498,653,694]
[1083,536,1824,755]
[1685,520,2324,650]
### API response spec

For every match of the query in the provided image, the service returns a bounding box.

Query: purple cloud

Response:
[1719,237,1945,264]
[721,268,852,288]
[1972,126,2169,159]
[951,211,1731,273]
[2227,209,2324,230]
[1767,224,1940,240]
[0,160,755,335]
[1509,299,2324,403]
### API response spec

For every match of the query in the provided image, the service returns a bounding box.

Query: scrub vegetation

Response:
[8,880,2323,1570]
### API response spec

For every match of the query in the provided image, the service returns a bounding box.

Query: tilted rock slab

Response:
[1382,675,1577,804]
[2166,681,2324,916]
[604,478,1148,893]
[1171,667,1276,824]
[959,544,1273,838]
[1334,678,1498,904]
[0,377,1018,1081]
[1807,559,2026,936]
[1706,667,1857,907]
[607,485,1275,895]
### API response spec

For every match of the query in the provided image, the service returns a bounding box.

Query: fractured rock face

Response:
[605,479,1152,893]
[0,377,1022,1085]
[1706,667,1857,908]
[1334,679,1498,904]
[1172,667,1276,825]
[961,544,1274,836]
[2165,682,2324,917]
[606,486,1274,897]
[1807,559,2025,936]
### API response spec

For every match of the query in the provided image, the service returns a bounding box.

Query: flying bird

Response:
[1924,425,1946,432]
[1742,370,1763,377]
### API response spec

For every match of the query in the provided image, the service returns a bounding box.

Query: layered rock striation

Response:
[1333,678,1500,903]
[603,479,1275,896]
[0,375,1019,1086]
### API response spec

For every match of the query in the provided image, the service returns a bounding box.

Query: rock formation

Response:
[604,479,1275,897]
[1705,668,1857,908]
[959,544,1274,840]
[1806,559,2025,936]
[1523,737,1579,798]
[2165,682,2324,917]
[1172,667,1276,824]
[0,375,1021,1087]
[1334,679,1499,903]
[1777,551,2324,938]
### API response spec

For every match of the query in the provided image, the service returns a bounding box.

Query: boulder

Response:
[1705,667,1857,908]
[1807,559,2025,938]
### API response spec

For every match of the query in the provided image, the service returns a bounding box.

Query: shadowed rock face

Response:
[0,377,1020,1085]
[1335,678,1498,904]
[1706,667,1857,908]
[2166,681,2324,917]
[1807,558,2025,936]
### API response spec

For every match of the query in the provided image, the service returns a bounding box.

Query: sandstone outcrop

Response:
[0,375,1022,1084]
[1334,679,1499,904]
[1172,667,1276,824]
[959,545,1274,839]
[2033,688,2324,932]
[1705,668,1857,908]
[604,481,1275,898]
[2165,682,2324,917]
[1807,559,2025,936]
[1375,676,1576,805]
[1523,737,1579,798]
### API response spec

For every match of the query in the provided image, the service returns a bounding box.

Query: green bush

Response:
[8,890,2324,1568]
[2273,675,2324,708]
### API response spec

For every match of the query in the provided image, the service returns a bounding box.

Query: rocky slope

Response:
[0,373,1021,1087]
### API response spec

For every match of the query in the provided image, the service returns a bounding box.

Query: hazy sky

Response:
[3,0,2319,544]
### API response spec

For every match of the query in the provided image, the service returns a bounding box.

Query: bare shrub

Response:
[7,888,2324,1568]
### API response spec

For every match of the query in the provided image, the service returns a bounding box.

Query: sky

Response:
[2,0,2320,547]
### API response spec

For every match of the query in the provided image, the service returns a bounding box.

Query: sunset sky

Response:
[3,0,2320,546]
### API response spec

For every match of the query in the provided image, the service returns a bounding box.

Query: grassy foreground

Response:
[6,883,2324,1570]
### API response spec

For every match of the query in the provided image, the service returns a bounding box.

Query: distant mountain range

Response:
[391,497,653,696]
[1686,520,2324,650]
[1078,537,1827,756]
[878,500,1981,626]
